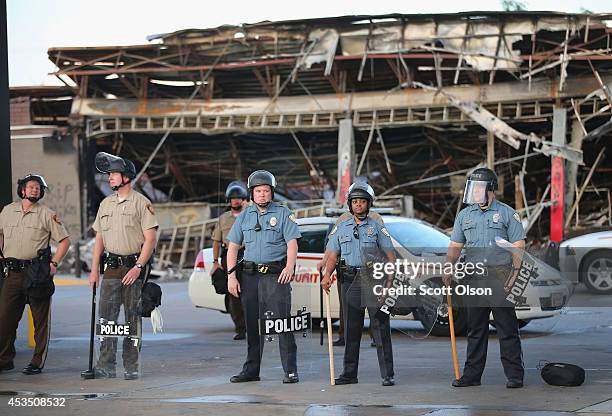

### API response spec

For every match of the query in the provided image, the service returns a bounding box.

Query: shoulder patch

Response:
[513,212,521,222]
[289,214,297,223]
[146,204,155,215]
[329,226,337,235]
[52,214,62,225]
[381,227,390,237]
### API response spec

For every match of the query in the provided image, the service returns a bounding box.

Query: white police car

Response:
[189,215,570,336]
[559,230,612,294]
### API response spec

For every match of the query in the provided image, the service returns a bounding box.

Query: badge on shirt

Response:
[367,227,375,236]
[513,212,521,223]
[492,213,500,223]
[146,204,155,215]
[381,227,390,237]
[289,214,297,223]
[270,217,277,227]
[329,226,337,235]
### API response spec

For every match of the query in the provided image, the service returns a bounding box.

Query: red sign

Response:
[550,157,564,243]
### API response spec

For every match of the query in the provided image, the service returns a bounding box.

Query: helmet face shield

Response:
[95,152,127,174]
[247,170,276,189]
[462,180,489,204]
[347,182,374,201]
[95,152,136,180]
[348,189,372,202]
[225,181,248,200]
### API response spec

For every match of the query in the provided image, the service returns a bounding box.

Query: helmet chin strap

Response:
[21,190,41,203]
[111,178,131,192]
[256,201,271,208]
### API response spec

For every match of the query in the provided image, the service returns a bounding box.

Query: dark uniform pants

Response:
[336,275,373,341]
[221,254,245,335]
[240,269,297,376]
[461,268,524,382]
[0,270,51,368]
[96,266,142,372]
[342,275,394,379]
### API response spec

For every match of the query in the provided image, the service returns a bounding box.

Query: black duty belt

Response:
[0,257,34,271]
[243,260,286,275]
[105,253,139,269]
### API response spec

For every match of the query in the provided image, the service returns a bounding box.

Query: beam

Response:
[565,148,606,229]
[565,119,585,221]
[73,73,612,118]
[252,68,275,97]
[486,132,494,169]
[51,50,612,77]
[337,119,354,206]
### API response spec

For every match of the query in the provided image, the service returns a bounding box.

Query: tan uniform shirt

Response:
[92,190,159,256]
[211,210,239,247]
[0,201,69,259]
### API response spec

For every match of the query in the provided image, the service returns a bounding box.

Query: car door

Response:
[294,223,339,321]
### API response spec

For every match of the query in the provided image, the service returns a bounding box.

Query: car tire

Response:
[581,250,612,294]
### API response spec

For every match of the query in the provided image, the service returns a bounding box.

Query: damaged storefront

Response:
[45,11,612,273]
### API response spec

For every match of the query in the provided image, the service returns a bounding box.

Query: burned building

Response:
[47,12,612,267]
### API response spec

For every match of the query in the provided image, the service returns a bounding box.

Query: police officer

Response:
[317,194,385,347]
[89,152,159,380]
[321,182,396,386]
[444,168,525,389]
[211,181,247,340]
[226,170,301,384]
[0,174,71,375]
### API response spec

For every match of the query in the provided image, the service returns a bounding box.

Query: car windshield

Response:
[385,220,450,256]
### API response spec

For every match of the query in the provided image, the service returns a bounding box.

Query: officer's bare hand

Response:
[49,262,57,276]
[122,267,141,285]
[89,270,100,288]
[211,262,222,273]
[228,276,240,297]
[320,275,332,293]
[278,267,294,284]
[316,259,325,271]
